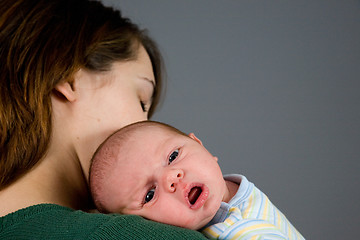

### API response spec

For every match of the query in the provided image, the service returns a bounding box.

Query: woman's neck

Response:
[0,152,92,217]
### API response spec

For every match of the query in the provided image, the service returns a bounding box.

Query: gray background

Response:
[102,1,360,239]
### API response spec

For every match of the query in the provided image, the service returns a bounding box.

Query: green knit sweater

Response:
[0,204,206,239]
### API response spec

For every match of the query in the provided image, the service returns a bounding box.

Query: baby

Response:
[89,121,305,239]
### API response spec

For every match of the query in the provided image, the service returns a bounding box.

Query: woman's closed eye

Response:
[138,77,154,113]
[168,149,179,164]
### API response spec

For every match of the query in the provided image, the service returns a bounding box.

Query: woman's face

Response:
[69,45,156,177]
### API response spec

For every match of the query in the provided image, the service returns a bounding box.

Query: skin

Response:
[100,125,239,230]
[0,45,155,217]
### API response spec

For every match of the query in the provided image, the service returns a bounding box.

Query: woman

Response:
[0,0,206,239]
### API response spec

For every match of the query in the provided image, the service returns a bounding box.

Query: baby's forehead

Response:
[123,123,179,140]
[111,125,181,159]
[100,123,184,164]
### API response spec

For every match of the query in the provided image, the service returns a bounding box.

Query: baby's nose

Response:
[164,169,184,192]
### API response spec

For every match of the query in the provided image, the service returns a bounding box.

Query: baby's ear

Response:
[189,133,203,145]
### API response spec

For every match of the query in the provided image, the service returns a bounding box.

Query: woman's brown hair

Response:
[0,0,164,189]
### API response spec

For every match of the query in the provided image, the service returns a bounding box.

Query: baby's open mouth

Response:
[188,186,203,205]
[185,183,209,209]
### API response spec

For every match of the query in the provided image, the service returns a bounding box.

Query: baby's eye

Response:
[168,149,179,164]
[144,188,155,203]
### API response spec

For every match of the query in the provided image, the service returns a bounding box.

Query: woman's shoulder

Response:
[0,204,206,239]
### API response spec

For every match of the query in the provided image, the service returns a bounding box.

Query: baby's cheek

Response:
[177,214,211,230]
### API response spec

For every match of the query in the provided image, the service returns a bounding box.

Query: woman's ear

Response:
[54,80,76,102]
[189,133,203,145]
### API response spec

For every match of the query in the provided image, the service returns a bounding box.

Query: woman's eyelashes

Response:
[168,149,179,164]
[140,101,149,112]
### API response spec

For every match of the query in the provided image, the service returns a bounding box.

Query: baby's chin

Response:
[179,210,218,230]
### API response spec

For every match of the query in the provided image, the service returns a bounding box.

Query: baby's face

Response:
[101,126,227,229]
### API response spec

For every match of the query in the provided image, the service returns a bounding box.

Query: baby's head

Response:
[89,120,228,229]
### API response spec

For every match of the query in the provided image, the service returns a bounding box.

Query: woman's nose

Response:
[164,169,184,193]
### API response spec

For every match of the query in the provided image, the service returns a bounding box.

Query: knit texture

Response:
[0,204,206,239]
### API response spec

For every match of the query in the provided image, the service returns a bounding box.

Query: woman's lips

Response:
[185,183,209,210]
